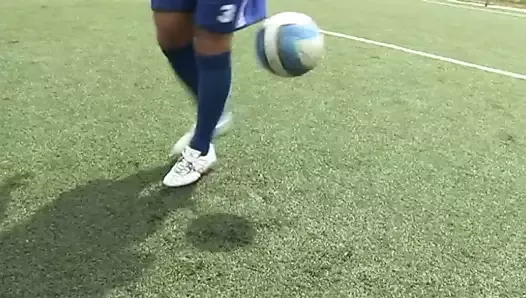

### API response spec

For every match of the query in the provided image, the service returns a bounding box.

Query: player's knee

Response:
[194,28,233,55]
[153,12,194,49]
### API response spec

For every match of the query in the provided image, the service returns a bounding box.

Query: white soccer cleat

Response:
[162,144,217,187]
[169,111,232,157]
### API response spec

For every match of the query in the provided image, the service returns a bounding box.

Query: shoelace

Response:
[173,156,194,175]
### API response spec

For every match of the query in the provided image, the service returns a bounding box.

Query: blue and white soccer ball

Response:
[256,12,324,77]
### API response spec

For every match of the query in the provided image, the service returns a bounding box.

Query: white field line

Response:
[423,0,526,17]
[446,0,526,13]
[320,30,526,81]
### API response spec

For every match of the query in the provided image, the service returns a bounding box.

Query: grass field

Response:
[1,0,526,297]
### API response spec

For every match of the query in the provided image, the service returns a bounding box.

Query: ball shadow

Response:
[185,213,255,253]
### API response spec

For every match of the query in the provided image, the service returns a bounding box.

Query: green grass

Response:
[1,0,526,297]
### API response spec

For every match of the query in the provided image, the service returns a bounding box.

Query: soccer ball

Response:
[255,12,324,77]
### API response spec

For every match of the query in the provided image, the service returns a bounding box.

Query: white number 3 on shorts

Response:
[217,4,237,23]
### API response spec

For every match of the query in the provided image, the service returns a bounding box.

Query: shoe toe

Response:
[163,170,201,187]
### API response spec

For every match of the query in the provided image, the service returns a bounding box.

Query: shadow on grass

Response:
[185,212,255,253]
[0,165,197,298]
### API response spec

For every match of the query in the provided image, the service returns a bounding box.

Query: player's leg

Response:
[163,0,267,187]
[152,0,198,96]
[190,0,267,161]
[153,0,233,158]
[162,22,232,188]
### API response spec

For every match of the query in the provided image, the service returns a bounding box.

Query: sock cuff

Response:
[196,51,231,70]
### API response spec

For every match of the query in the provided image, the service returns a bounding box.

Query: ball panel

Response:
[296,34,324,69]
[277,23,322,77]
[255,28,272,72]
[262,18,291,77]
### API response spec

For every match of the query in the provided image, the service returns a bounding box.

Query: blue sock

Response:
[162,43,199,98]
[190,51,232,155]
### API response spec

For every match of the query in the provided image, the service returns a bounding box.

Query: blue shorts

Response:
[151,0,267,33]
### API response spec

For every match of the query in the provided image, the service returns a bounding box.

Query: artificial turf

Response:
[1,0,526,297]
